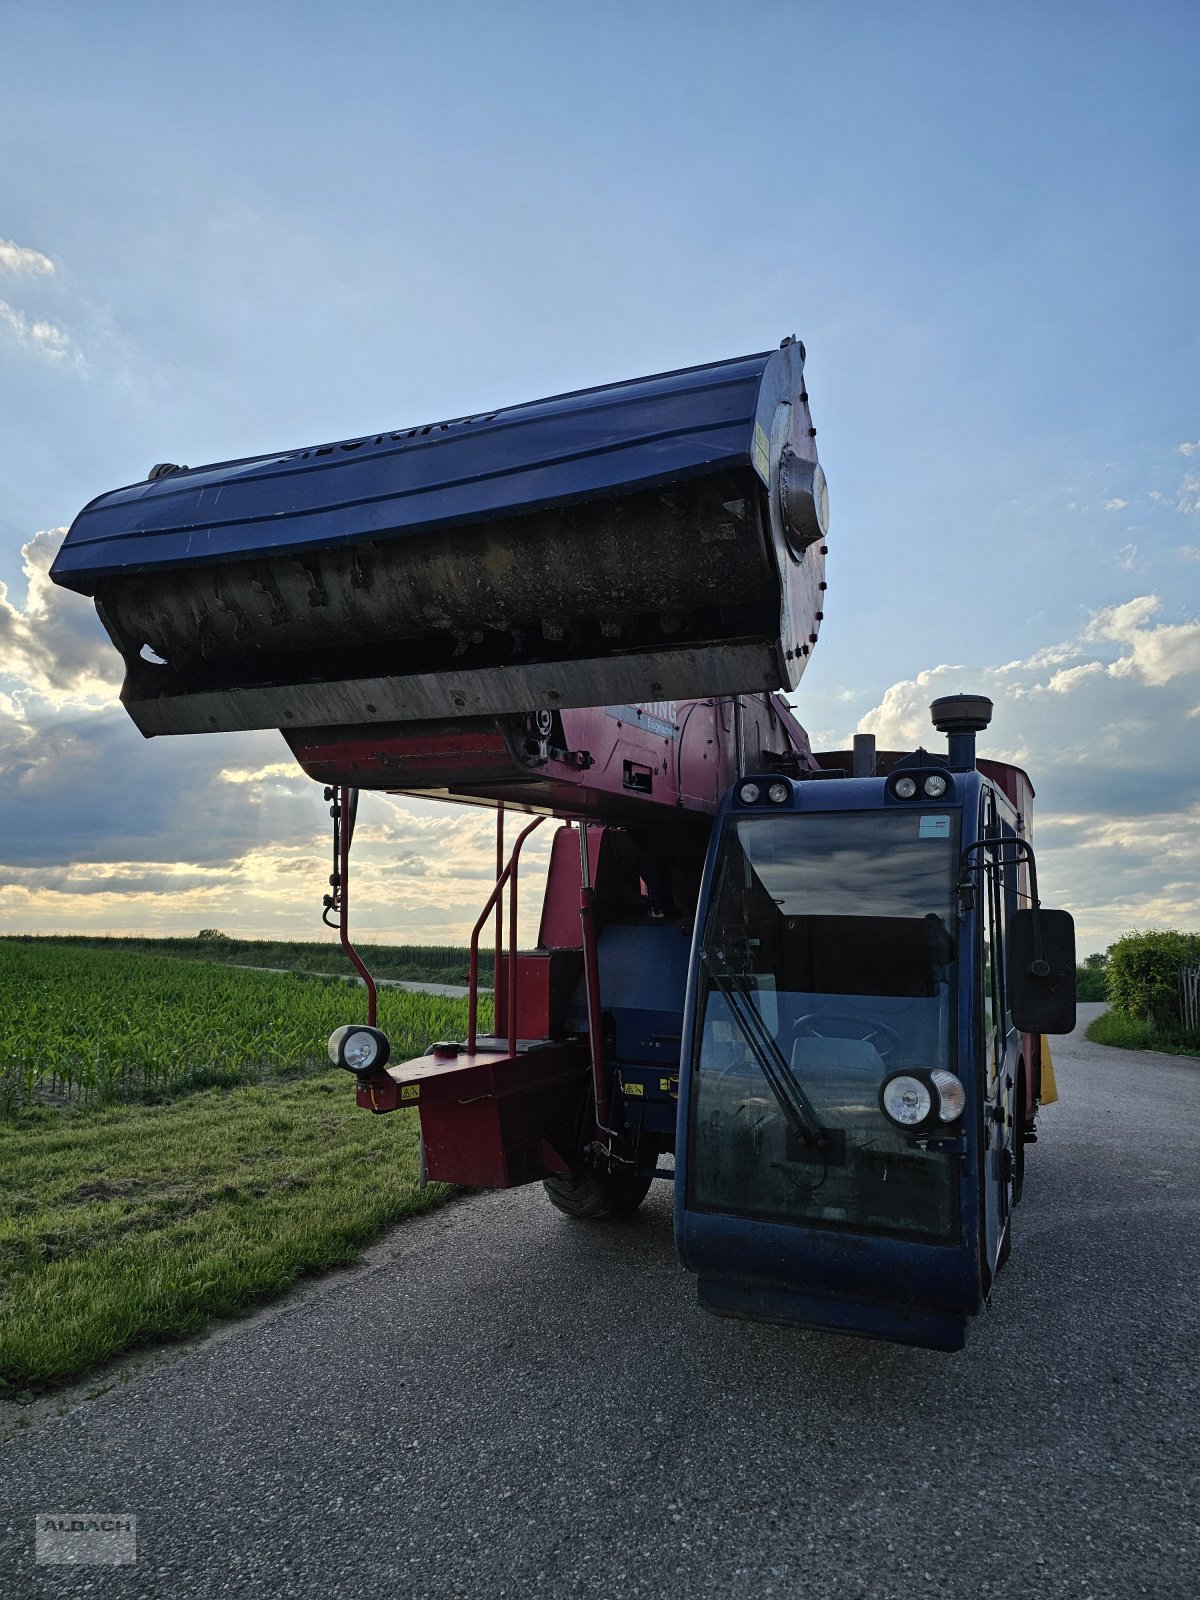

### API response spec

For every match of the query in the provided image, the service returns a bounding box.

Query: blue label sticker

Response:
[919,815,951,839]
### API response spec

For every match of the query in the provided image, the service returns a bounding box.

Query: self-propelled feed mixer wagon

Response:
[52,339,1076,1350]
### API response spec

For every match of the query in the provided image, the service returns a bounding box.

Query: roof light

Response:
[893,775,918,800]
[738,781,761,805]
[767,781,790,804]
[923,774,948,798]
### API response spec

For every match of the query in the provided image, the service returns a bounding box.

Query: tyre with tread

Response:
[542,1164,653,1220]
[1012,1066,1027,1206]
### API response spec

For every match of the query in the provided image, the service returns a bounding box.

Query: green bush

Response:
[1076,965,1108,1002]
[1085,1010,1161,1051]
[1106,929,1199,1037]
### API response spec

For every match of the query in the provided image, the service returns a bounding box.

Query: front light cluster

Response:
[889,771,953,800]
[890,771,950,801]
[879,1068,965,1130]
[737,779,792,806]
[328,1024,391,1075]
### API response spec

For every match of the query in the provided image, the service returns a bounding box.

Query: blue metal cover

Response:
[51,350,778,590]
[46,339,827,737]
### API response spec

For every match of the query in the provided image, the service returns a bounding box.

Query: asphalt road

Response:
[2,1004,1197,1598]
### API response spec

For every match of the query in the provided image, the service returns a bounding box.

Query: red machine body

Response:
[316,691,820,1188]
[287,692,818,823]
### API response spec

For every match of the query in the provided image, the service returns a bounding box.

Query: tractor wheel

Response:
[1012,1068,1027,1207]
[997,1211,1013,1272]
[542,1163,654,1221]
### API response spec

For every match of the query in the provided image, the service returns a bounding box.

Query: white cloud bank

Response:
[0,535,1194,951]
[0,530,120,703]
[1083,594,1200,685]
[0,238,55,276]
[0,530,548,942]
[0,237,76,363]
[856,594,1200,951]
[0,299,74,363]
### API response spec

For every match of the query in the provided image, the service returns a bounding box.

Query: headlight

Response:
[880,1068,966,1129]
[893,775,918,800]
[767,781,790,804]
[879,1073,933,1126]
[738,781,761,805]
[930,1069,965,1121]
[328,1024,390,1074]
[923,774,949,798]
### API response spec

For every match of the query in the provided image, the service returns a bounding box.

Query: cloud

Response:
[1083,594,1200,685]
[1103,498,1128,511]
[0,238,55,276]
[0,530,121,703]
[217,761,309,786]
[1,539,1193,950]
[855,595,1200,949]
[1178,441,1200,458]
[0,299,75,363]
[1044,661,1105,694]
[1176,472,1200,515]
[0,528,545,940]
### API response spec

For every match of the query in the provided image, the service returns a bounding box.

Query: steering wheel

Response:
[793,1013,902,1064]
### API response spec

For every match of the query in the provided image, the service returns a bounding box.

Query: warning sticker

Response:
[624,1081,644,1097]
[752,422,771,483]
[400,1084,420,1101]
[918,815,951,839]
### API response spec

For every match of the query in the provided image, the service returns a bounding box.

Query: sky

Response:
[0,0,1197,956]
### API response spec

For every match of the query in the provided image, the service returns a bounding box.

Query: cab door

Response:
[979,792,1019,1278]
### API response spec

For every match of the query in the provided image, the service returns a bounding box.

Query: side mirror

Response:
[1007,909,1076,1034]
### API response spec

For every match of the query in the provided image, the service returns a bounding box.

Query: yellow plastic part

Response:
[1039,1036,1059,1105]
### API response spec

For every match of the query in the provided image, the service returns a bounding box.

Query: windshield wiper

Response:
[705,957,829,1150]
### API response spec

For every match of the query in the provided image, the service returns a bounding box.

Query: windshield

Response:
[688,809,961,1241]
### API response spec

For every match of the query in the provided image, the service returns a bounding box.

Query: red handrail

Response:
[494,804,504,1014]
[467,815,543,1054]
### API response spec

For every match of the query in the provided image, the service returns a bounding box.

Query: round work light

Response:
[923,774,949,798]
[893,775,918,800]
[738,782,761,805]
[767,782,790,804]
[880,1073,933,1127]
[328,1024,391,1074]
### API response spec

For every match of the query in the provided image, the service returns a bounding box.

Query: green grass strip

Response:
[0,933,490,987]
[0,1075,452,1390]
[1086,1009,1200,1057]
[0,942,487,1110]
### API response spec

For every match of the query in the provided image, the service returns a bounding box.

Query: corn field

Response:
[0,942,482,1114]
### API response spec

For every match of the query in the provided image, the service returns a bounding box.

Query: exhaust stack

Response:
[852,732,876,777]
[930,694,993,772]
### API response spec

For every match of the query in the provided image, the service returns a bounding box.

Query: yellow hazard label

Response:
[752,422,771,483]
[400,1084,420,1102]
[659,1076,679,1094]
[624,1081,644,1097]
